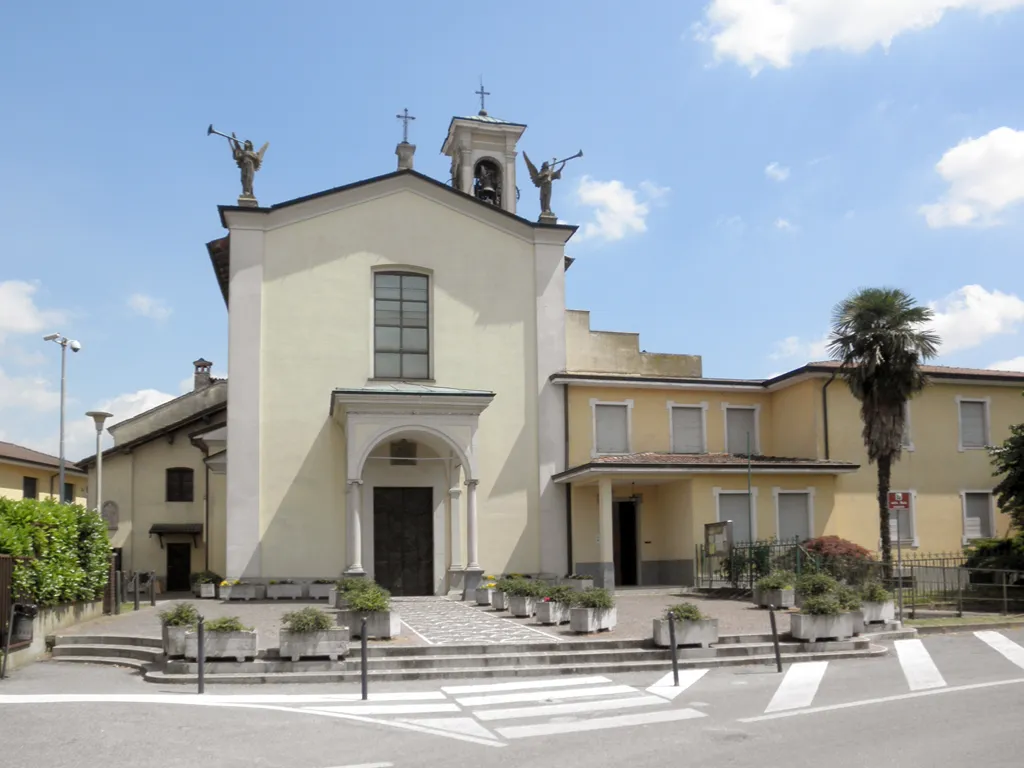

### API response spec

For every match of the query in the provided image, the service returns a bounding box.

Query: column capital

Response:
[465,479,479,488]
[449,487,463,498]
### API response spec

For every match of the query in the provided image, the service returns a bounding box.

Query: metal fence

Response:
[0,554,31,653]
[696,538,810,589]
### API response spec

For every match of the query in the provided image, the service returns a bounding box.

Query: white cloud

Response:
[770,334,830,361]
[0,280,66,342]
[988,356,1024,371]
[128,293,172,321]
[765,162,790,182]
[919,127,1024,227]
[575,177,670,242]
[928,285,1024,352]
[0,366,60,413]
[696,0,1024,73]
[775,217,797,232]
[61,388,177,460]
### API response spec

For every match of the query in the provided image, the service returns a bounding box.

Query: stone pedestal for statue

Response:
[539,211,558,224]
[237,195,258,208]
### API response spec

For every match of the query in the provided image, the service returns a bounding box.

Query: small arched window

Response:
[373,271,429,379]
[166,467,194,502]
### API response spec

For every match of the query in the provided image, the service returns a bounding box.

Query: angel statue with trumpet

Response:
[523,149,582,221]
[208,124,269,203]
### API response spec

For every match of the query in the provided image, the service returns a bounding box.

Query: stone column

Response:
[344,480,365,575]
[447,486,465,597]
[597,477,615,589]
[464,479,483,596]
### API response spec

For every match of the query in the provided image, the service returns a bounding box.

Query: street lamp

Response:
[85,411,112,513]
[43,333,82,503]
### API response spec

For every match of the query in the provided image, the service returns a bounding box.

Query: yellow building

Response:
[0,441,88,505]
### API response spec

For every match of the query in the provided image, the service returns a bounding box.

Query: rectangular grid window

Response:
[166,468,194,503]
[374,273,429,379]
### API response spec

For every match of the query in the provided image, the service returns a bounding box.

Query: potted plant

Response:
[184,616,258,662]
[753,571,795,608]
[158,602,199,657]
[337,583,400,639]
[491,576,522,612]
[476,575,499,606]
[506,579,542,618]
[278,606,349,661]
[536,585,574,625]
[789,594,853,642]
[860,581,896,624]
[331,577,370,609]
[570,588,617,633]
[835,584,864,635]
[308,579,334,601]
[562,573,594,592]
[267,579,304,600]
[654,602,719,648]
[795,572,839,608]
[219,579,256,601]
[191,571,221,599]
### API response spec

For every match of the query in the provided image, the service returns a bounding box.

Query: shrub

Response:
[800,595,842,616]
[802,536,877,584]
[0,497,111,606]
[191,571,221,586]
[835,585,861,612]
[313,579,333,584]
[666,602,704,622]
[282,607,333,633]
[964,535,1024,571]
[575,588,615,610]
[504,578,543,597]
[335,577,373,594]
[347,584,391,613]
[542,584,574,604]
[494,576,526,593]
[205,617,250,633]
[795,572,838,598]
[754,571,795,591]
[564,573,590,580]
[861,582,893,603]
[803,536,872,560]
[159,602,199,627]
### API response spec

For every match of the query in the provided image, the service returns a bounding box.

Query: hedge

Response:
[0,497,111,606]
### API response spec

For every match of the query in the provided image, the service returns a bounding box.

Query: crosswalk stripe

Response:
[456,684,636,707]
[473,694,667,722]
[764,661,828,713]
[441,676,611,695]
[494,707,706,739]
[646,668,709,701]
[302,703,459,715]
[975,631,1024,670]
[895,638,946,691]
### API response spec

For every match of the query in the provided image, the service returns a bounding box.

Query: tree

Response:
[828,288,940,565]
[989,394,1024,531]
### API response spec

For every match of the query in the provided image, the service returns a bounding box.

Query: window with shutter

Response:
[719,493,753,544]
[595,404,629,454]
[671,407,704,453]
[778,492,811,542]
[726,407,757,454]
[959,400,988,448]
[964,493,993,540]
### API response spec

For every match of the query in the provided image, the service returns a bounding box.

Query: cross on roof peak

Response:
[395,107,416,144]
[475,77,490,116]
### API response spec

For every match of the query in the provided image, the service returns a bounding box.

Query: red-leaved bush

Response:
[802,536,873,561]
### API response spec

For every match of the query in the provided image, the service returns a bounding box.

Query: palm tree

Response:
[828,288,940,565]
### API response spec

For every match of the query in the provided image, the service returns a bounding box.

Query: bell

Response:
[476,184,497,204]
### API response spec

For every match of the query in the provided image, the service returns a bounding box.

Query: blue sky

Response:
[2,1,1024,459]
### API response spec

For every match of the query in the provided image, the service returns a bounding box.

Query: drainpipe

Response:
[204,463,211,572]
[563,383,573,575]
[822,372,837,460]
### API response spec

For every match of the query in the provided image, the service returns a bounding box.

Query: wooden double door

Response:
[373,487,434,596]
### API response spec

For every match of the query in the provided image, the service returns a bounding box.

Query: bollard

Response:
[1002,572,1009,616]
[0,602,16,680]
[768,605,783,673]
[668,616,680,686]
[360,616,369,701]
[957,576,964,618]
[133,573,140,612]
[149,572,156,607]
[197,616,205,695]
[115,570,122,615]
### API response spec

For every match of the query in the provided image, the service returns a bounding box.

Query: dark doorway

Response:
[373,487,434,596]
[613,500,639,587]
[165,543,192,592]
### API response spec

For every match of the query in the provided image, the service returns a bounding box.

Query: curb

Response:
[911,620,1024,635]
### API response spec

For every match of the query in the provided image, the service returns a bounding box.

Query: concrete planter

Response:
[267,584,304,600]
[221,584,256,601]
[790,612,853,642]
[308,583,333,601]
[337,610,400,639]
[475,587,494,606]
[278,628,349,661]
[563,578,594,592]
[161,625,190,657]
[253,584,267,600]
[490,591,508,611]
[536,600,570,625]
[570,607,617,634]
[185,630,258,662]
[861,600,895,624]
[508,595,536,618]
[851,609,865,636]
[197,583,217,599]
[754,588,795,609]
[653,618,719,648]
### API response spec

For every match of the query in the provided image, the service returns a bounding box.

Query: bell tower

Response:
[441,81,526,216]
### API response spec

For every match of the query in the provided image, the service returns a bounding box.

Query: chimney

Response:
[193,358,213,391]
[396,141,415,171]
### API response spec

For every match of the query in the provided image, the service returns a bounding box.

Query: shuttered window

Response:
[964,493,993,540]
[595,404,629,454]
[778,492,811,542]
[719,493,753,544]
[374,272,429,379]
[671,407,704,453]
[959,400,988,448]
[726,407,756,454]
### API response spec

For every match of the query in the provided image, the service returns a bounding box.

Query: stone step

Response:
[51,644,164,662]
[51,656,151,671]
[52,634,163,649]
[362,637,652,656]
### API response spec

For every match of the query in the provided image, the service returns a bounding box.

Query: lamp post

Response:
[85,411,112,513]
[43,333,82,503]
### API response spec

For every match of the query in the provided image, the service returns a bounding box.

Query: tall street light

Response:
[43,333,81,503]
[85,411,113,514]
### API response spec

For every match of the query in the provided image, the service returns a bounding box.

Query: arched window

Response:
[166,467,194,502]
[373,272,429,379]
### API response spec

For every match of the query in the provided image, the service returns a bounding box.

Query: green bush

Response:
[282,607,333,633]
[347,584,391,613]
[190,571,222,586]
[503,578,543,597]
[542,584,574,604]
[835,585,861,612]
[0,497,111,606]
[205,616,250,633]
[861,582,893,603]
[800,595,842,616]
[666,602,704,622]
[494,576,526,593]
[575,588,615,610]
[754,571,795,591]
[335,577,374,594]
[158,602,199,627]
[964,535,1024,571]
[795,572,838,598]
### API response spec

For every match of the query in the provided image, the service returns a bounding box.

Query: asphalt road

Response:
[3,629,1023,768]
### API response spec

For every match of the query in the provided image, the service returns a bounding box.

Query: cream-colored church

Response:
[79,101,1024,596]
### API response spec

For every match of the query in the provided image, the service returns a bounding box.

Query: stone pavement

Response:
[393,598,562,644]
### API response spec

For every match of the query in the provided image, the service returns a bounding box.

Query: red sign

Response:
[887,491,910,510]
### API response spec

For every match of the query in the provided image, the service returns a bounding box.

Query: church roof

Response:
[453,113,525,127]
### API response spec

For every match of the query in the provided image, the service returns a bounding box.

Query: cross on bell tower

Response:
[394,107,417,171]
[475,77,490,117]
